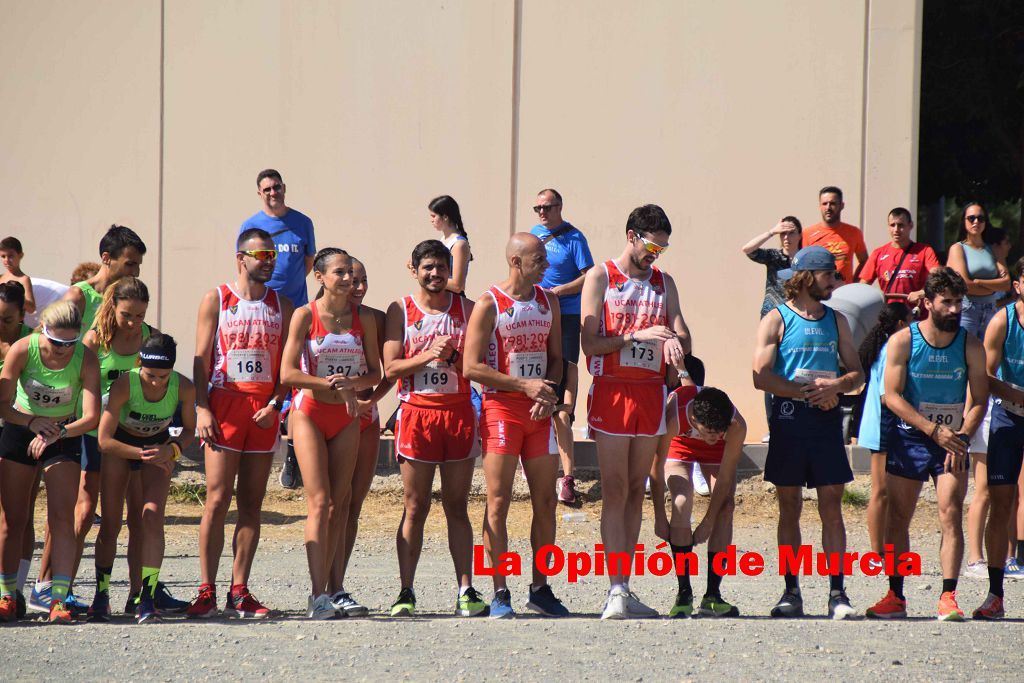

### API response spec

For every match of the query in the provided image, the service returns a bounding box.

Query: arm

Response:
[851,238,869,281]
[0,341,44,430]
[801,313,864,407]
[857,249,879,285]
[382,300,453,381]
[19,275,35,314]
[741,221,794,255]
[983,311,1024,404]
[445,240,471,295]
[192,289,221,443]
[751,310,806,399]
[63,348,101,438]
[61,284,86,314]
[173,377,197,451]
[960,335,990,438]
[358,308,395,413]
[580,266,675,358]
[252,298,295,428]
[550,268,590,299]
[662,272,692,361]
[946,243,997,296]
[974,256,1011,293]
[650,394,679,541]
[97,374,146,460]
[693,413,747,545]
[304,256,314,277]
[279,306,329,392]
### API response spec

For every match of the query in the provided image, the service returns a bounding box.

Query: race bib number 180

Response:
[226,349,272,384]
[919,401,965,431]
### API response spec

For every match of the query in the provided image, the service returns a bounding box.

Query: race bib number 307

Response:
[226,349,272,384]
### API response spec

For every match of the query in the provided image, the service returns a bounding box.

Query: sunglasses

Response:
[966,214,987,224]
[42,326,80,348]
[239,249,278,262]
[260,183,284,195]
[636,234,668,256]
[532,204,561,214]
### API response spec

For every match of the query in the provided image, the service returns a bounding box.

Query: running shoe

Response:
[64,590,89,617]
[307,594,339,620]
[489,588,515,619]
[88,591,111,623]
[28,583,51,614]
[525,584,569,617]
[279,446,302,490]
[827,590,857,620]
[0,595,16,622]
[185,586,218,619]
[601,587,658,620]
[964,559,987,578]
[136,596,160,624]
[390,588,416,617]
[455,586,489,617]
[1004,557,1024,579]
[15,591,25,619]
[49,600,73,624]
[154,582,190,613]
[623,591,659,619]
[124,592,140,615]
[692,464,710,497]
[972,593,1005,621]
[865,557,884,574]
[330,591,368,617]
[556,476,578,505]
[225,588,271,619]
[937,591,965,622]
[699,594,740,618]
[865,590,907,619]
[668,590,693,618]
[770,589,804,618]
[644,477,652,498]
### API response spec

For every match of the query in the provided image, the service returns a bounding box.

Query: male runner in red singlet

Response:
[187,228,293,619]
[580,204,691,619]
[464,233,568,618]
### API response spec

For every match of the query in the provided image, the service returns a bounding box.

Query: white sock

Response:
[610,582,627,595]
[16,560,30,592]
[458,585,470,597]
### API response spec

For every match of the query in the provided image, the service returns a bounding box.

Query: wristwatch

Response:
[267,398,281,411]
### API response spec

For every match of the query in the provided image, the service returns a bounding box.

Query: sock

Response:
[829,573,845,593]
[16,560,30,592]
[458,585,470,597]
[941,578,958,594]
[51,575,71,604]
[609,582,627,595]
[0,573,16,598]
[141,566,161,600]
[705,550,723,598]
[783,573,800,593]
[230,583,246,598]
[671,543,693,596]
[529,584,543,593]
[95,565,113,595]
[1016,539,1024,564]
[988,566,1004,599]
[889,575,905,600]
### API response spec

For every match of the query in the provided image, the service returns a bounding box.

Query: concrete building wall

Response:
[3,0,921,437]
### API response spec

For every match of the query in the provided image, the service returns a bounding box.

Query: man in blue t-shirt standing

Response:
[238,169,316,307]
[529,188,594,506]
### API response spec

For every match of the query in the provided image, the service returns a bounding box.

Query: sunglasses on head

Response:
[239,249,278,262]
[636,233,668,256]
[260,183,284,195]
[42,326,79,348]
[532,203,561,214]
[966,214,987,224]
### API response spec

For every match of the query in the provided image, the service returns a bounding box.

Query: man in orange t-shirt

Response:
[802,186,867,286]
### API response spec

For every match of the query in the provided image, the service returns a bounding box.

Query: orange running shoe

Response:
[49,600,73,624]
[971,594,1005,620]
[937,590,964,622]
[0,595,17,622]
[865,590,907,619]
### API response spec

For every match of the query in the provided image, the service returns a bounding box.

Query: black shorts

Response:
[0,421,81,468]
[987,402,1024,486]
[560,314,581,365]
[764,397,852,488]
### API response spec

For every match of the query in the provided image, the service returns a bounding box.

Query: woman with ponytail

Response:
[856,301,913,558]
[428,195,473,296]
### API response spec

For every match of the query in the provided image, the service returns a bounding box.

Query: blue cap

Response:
[777,246,836,281]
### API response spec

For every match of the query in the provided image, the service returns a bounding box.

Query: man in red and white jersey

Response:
[580,204,691,619]
[464,233,568,619]
[382,239,488,618]
[188,228,293,619]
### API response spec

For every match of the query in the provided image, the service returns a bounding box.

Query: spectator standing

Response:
[858,208,940,319]
[802,186,867,285]
[947,201,1010,340]
[742,218,802,318]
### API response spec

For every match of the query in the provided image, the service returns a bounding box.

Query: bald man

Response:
[464,233,568,618]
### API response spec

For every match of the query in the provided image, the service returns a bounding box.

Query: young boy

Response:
[0,237,35,314]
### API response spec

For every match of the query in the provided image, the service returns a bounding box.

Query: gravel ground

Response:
[7,470,1023,681]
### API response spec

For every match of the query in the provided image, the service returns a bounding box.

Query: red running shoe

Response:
[0,595,17,622]
[225,588,271,619]
[185,585,218,619]
[49,600,73,624]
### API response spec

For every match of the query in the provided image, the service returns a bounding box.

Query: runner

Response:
[752,245,864,619]
[329,256,391,617]
[96,334,196,623]
[187,228,292,619]
[463,233,568,618]
[383,239,487,618]
[972,257,1024,619]
[0,302,100,622]
[651,381,746,618]
[580,204,691,619]
[280,248,381,619]
[866,267,987,621]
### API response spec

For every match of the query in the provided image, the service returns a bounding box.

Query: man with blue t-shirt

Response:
[530,188,594,505]
[238,169,316,307]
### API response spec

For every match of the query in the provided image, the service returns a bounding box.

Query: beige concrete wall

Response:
[5,0,920,438]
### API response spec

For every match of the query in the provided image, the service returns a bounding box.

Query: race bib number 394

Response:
[226,349,272,384]
[24,378,72,408]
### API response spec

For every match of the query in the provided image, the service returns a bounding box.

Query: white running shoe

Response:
[964,559,988,578]
[601,587,658,620]
[307,594,339,620]
[331,591,368,617]
[692,464,710,497]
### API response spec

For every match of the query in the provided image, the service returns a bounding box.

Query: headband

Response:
[139,348,175,369]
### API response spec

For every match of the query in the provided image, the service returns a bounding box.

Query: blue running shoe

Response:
[525,584,569,617]
[28,583,51,614]
[88,591,111,623]
[154,582,189,613]
[136,596,160,624]
[489,588,515,619]
[64,590,89,616]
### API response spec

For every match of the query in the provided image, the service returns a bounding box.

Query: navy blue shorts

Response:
[987,402,1024,486]
[886,420,960,481]
[870,407,896,455]
[82,433,142,472]
[764,397,852,488]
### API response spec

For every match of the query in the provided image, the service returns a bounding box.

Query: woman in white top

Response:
[428,195,472,296]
